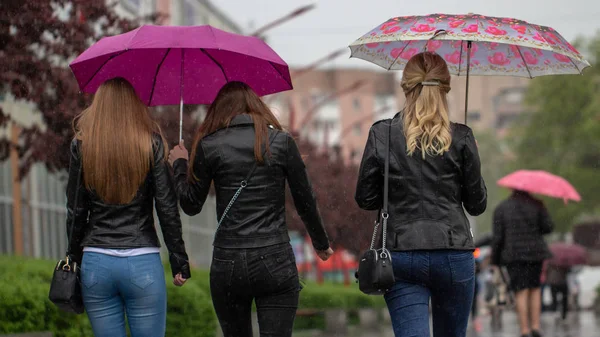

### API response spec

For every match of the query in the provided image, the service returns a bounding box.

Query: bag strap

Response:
[368,121,391,251]
[66,149,83,257]
[216,127,278,229]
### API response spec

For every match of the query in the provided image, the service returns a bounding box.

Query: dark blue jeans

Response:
[81,252,167,337]
[385,250,475,337]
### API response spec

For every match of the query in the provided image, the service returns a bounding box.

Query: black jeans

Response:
[550,284,569,319]
[210,242,301,337]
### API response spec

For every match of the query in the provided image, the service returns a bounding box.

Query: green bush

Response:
[0,256,216,337]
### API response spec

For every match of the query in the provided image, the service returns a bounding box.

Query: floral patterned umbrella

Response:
[349,13,591,122]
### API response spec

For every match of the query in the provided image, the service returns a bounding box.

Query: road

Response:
[293,311,599,337]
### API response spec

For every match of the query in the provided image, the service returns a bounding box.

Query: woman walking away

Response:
[168,81,333,337]
[67,77,191,337]
[547,264,571,320]
[355,52,487,337]
[491,190,553,337]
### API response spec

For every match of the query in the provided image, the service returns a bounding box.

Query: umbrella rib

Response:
[268,61,292,89]
[200,49,228,82]
[458,42,464,75]
[148,48,171,106]
[515,46,533,79]
[387,41,410,71]
[82,50,129,90]
[567,56,582,75]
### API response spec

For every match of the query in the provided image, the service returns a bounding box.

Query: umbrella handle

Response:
[179,97,183,141]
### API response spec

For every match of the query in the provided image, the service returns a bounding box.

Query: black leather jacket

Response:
[491,192,553,265]
[355,114,487,251]
[172,114,330,251]
[66,135,191,278]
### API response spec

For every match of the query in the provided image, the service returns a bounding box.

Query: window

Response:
[183,0,196,26]
[495,113,519,129]
[468,111,481,123]
[353,98,361,111]
[352,123,361,136]
[121,0,141,13]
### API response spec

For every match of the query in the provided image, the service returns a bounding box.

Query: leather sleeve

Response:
[461,129,487,216]
[65,139,91,265]
[284,133,330,251]
[152,138,191,279]
[172,143,211,216]
[355,126,383,211]
[538,204,554,235]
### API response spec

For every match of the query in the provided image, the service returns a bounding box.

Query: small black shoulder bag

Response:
[356,121,395,295]
[48,160,85,314]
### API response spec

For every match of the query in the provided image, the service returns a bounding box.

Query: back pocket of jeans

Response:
[128,254,159,290]
[261,249,297,286]
[448,251,475,284]
[210,258,235,287]
[81,254,100,289]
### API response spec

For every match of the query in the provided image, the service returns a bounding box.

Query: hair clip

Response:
[421,81,440,86]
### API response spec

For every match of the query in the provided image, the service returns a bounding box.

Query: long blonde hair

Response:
[74,77,166,204]
[401,52,452,158]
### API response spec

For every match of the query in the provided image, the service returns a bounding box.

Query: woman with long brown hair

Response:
[168,81,333,337]
[355,52,487,337]
[66,77,190,337]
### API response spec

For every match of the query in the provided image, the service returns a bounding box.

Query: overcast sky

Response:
[217,0,600,70]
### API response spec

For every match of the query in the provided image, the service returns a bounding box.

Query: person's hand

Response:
[168,141,188,166]
[173,273,187,287]
[316,248,334,261]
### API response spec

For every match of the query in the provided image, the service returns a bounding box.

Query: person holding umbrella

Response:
[67,77,191,337]
[491,190,554,337]
[355,52,487,337]
[168,81,333,337]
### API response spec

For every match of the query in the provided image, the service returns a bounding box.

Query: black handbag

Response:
[48,160,85,314]
[356,121,395,295]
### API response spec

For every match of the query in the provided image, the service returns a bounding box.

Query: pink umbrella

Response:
[548,242,587,267]
[349,13,590,123]
[497,170,581,203]
[70,25,292,140]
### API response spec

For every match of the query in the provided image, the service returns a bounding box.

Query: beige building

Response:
[270,69,529,165]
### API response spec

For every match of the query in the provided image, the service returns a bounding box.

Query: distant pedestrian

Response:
[546,264,571,320]
[491,190,553,337]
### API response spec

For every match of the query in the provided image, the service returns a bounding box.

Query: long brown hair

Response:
[401,52,452,158]
[189,81,282,180]
[74,77,166,204]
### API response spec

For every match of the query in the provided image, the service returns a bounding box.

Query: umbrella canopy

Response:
[548,242,587,267]
[348,13,590,122]
[70,25,292,106]
[349,13,589,76]
[497,170,581,203]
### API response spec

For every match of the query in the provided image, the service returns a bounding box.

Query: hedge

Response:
[0,256,216,337]
[0,256,385,335]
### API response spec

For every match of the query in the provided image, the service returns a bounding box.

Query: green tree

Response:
[508,33,600,233]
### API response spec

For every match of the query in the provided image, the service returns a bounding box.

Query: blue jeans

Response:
[385,250,475,337]
[81,252,167,337]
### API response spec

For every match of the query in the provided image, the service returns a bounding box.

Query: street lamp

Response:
[250,3,316,37]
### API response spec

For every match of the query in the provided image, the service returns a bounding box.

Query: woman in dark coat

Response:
[491,190,554,337]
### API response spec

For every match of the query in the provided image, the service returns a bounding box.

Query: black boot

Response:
[531,330,543,337]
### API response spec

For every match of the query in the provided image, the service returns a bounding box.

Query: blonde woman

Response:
[67,77,190,337]
[355,52,487,337]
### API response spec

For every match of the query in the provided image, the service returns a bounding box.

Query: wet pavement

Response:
[293,311,599,337]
